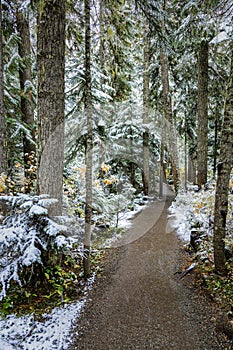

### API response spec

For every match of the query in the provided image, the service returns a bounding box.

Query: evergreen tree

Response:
[213,49,233,275]
[83,0,93,279]
[142,23,150,196]
[0,0,7,175]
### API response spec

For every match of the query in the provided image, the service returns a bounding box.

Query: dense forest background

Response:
[0,0,232,315]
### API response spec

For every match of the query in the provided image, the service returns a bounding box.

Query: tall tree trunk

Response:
[142,26,150,196]
[97,0,105,169]
[83,0,93,280]
[213,50,233,276]
[197,40,209,188]
[213,111,220,179]
[16,8,36,192]
[160,48,179,194]
[37,0,65,215]
[0,1,7,175]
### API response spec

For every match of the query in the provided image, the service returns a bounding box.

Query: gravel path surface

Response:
[69,197,232,350]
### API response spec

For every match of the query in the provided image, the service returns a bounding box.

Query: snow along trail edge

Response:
[69,194,232,350]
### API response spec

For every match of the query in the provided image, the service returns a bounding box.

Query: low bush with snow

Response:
[168,181,233,260]
[0,194,83,301]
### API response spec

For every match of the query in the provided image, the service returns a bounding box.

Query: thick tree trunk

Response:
[83,0,93,280]
[37,0,65,215]
[197,40,209,188]
[142,27,150,196]
[0,1,7,175]
[16,8,36,192]
[160,48,179,194]
[188,154,197,184]
[213,51,233,276]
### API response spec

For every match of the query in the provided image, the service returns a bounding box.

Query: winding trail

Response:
[69,195,232,349]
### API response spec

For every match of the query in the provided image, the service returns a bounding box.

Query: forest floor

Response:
[69,191,232,350]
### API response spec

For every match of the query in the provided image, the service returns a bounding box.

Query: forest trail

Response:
[69,194,231,350]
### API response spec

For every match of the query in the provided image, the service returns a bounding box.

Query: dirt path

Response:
[69,196,232,350]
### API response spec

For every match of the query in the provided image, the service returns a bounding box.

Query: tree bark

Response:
[160,48,179,194]
[142,26,150,196]
[37,0,65,215]
[213,50,233,275]
[213,113,219,179]
[197,40,209,188]
[83,0,93,280]
[16,8,36,191]
[0,1,7,175]
[188,154,196,183]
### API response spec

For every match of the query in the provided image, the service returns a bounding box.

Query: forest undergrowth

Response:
[0,165,232,322]
[0,162,148,318]
[169,177,233,317]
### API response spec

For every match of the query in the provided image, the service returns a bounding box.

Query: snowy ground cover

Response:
[0,190,150,350]
[0,275,94,350]
[168,181,233,258]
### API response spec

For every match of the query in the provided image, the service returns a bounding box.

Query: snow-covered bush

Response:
[0,194,83,301]
[169,181,233,260]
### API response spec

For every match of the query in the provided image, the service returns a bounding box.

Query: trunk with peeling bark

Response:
[0,1,7,175]
[37,0,65,215]
[213,51,233,276]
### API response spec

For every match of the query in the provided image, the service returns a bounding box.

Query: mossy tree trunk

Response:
[37,0,65,215]
[213,50,233,276]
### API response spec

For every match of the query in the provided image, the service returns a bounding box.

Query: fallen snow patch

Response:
[0,275,94,350]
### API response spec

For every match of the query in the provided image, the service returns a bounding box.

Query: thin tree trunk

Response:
[213,50,233,276]
[142,26,150,196]
[83,0,93,280]
[129,126,136,188]
[197,40,209,188]
[184,116,187,191]
[16,8,36,192]
[37,0,65,215]
[160,48,179,194]
[0,0,7,175]
[97,0,105,168]
[213,114,219,179]
[159,140,164,198]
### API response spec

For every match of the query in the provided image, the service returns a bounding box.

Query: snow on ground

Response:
[0,202,147,349]
[100,201,152,248]
[0,275,94,350]
[168,182,233,245]
[168,190,194,243]
[117,203,144,229]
